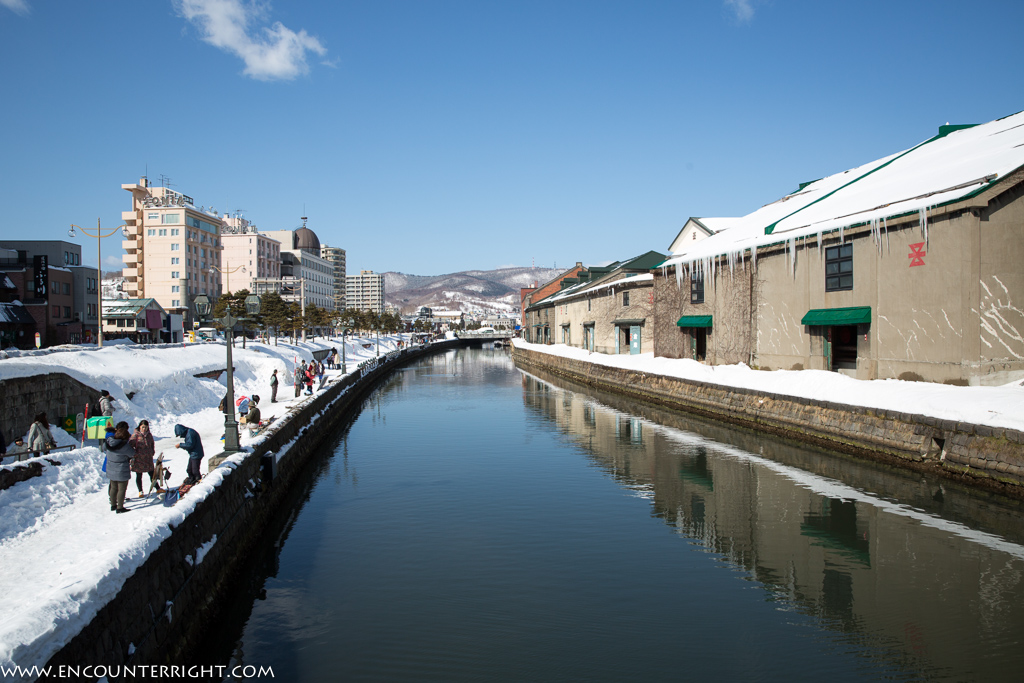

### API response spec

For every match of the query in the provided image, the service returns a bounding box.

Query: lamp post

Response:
[194,293,261,453]
[341,327,348,374]
[68,219,130,348]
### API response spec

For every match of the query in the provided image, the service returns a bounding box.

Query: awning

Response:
[801,306,871,326]
[560,322,570,327]
[582,321,595,326]
[612,319,646,326]
[676,315,712,328]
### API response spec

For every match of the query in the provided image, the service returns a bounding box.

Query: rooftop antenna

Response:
[159,174,173,188]
[301,216,308,228]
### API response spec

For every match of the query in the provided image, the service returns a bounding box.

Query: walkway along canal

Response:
[195,347,1024,681]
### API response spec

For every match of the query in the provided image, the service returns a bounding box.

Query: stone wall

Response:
[42,340,459,673]
[512,345,1024,492]
[0,368,232,445]
[0,373,99,443]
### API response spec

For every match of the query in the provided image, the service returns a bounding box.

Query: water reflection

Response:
[521,369,1024,681]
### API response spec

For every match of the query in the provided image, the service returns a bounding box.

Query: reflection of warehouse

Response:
[520,371,1024,679]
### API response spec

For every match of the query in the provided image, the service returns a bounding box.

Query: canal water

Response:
[206,348,1024,681]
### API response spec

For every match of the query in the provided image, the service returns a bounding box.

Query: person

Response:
[105,421,133,513]
[235,394,250,416]
[99,390,116,417]
[175,423,205,485]
[8,437,28,462]
[246,395,262,433]
[270,369,279,403]
[305,363,315,395]
[27,412,57,456]
[129,419,157,497]
[294,363,305,398]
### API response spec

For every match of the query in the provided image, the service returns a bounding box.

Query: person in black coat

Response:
[105,421,133,513]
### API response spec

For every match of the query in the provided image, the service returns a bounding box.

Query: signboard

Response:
[35,332,41,348]
[33,255,48,299]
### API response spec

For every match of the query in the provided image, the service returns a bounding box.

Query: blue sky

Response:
[2,0,1022,275]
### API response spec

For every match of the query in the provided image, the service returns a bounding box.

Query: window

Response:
[148,229,156,236]
[623,291,630,306]
[171,257,179,264]
[162,213,180,224]
[159,229,167,236]
[171,271,179,279]
[171,243,179,251]
[64,306,71,318]
[172,285,179,293]
[172,299,180,307]
[63,283,70,294]
[148,213,159,220]
[64,251,70,264]
[52,305,60,317]
[691,273,704,304]
[51,281,60,293]
[825,244,853,291]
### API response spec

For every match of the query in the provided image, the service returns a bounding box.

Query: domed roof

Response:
[294,226,321,252]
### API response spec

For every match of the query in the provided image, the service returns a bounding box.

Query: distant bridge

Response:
[457,330,514,344]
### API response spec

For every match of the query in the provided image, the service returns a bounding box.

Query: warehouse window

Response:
[826,244,853,291]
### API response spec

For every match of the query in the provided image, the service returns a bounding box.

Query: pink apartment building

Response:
[220,215,281,295]
[121,178,225,316]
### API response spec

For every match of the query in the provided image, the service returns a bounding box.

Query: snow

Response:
[0,334,412,676]
[545,273,654,304]
[661,111,1024,272]
[513,339,1024,431]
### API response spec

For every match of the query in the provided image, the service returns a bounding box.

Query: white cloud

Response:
[175,0,327,81]
[1,0,30,16]
[724,0,755,22]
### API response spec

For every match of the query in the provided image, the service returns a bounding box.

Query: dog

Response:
[148,452,171,496]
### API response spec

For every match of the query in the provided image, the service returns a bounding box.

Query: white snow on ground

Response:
[513,339,1024,431]
[0,334,411,676]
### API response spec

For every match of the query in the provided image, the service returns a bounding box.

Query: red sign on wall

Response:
[908,242,926,267]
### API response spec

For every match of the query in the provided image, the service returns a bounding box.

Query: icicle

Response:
[750,245,757,271]
[883,217,890,253]
[839,223,845,244]
[817,231,823,258]
[920,206,929,249]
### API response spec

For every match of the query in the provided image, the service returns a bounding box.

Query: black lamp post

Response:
[341,327,348,374]
[194,293,261,453]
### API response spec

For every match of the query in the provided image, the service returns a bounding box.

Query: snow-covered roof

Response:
[102,298,164,317]
[662,111,1024,271]
[0,302,34,324]
[545,273,654,305]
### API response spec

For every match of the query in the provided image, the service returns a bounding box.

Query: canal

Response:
[202,348,1024,681]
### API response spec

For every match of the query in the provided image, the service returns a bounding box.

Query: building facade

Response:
[220,216,281,294]
[321,244,347,312]
[121,178,224,317]
[0,241,86,346]
[261,227,334,311]
[654,113,1024,386]
[345,270,385,314]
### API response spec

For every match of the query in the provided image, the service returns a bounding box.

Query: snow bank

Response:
[0,334,411,674]
[513,339,1024,431]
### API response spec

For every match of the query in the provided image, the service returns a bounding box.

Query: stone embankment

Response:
[512,345,1024,494]
[43,340,458,674]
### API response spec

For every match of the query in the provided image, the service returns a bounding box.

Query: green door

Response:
[630,326,641,354]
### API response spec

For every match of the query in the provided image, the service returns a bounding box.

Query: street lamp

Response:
[340,327,348,374]
[194,293,261,453]
[68,219,130,348]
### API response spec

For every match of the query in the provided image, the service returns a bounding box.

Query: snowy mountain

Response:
[384,266,564,316]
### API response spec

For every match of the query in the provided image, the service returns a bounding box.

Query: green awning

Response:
[801,306,871,326]
[676,315,712,328]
